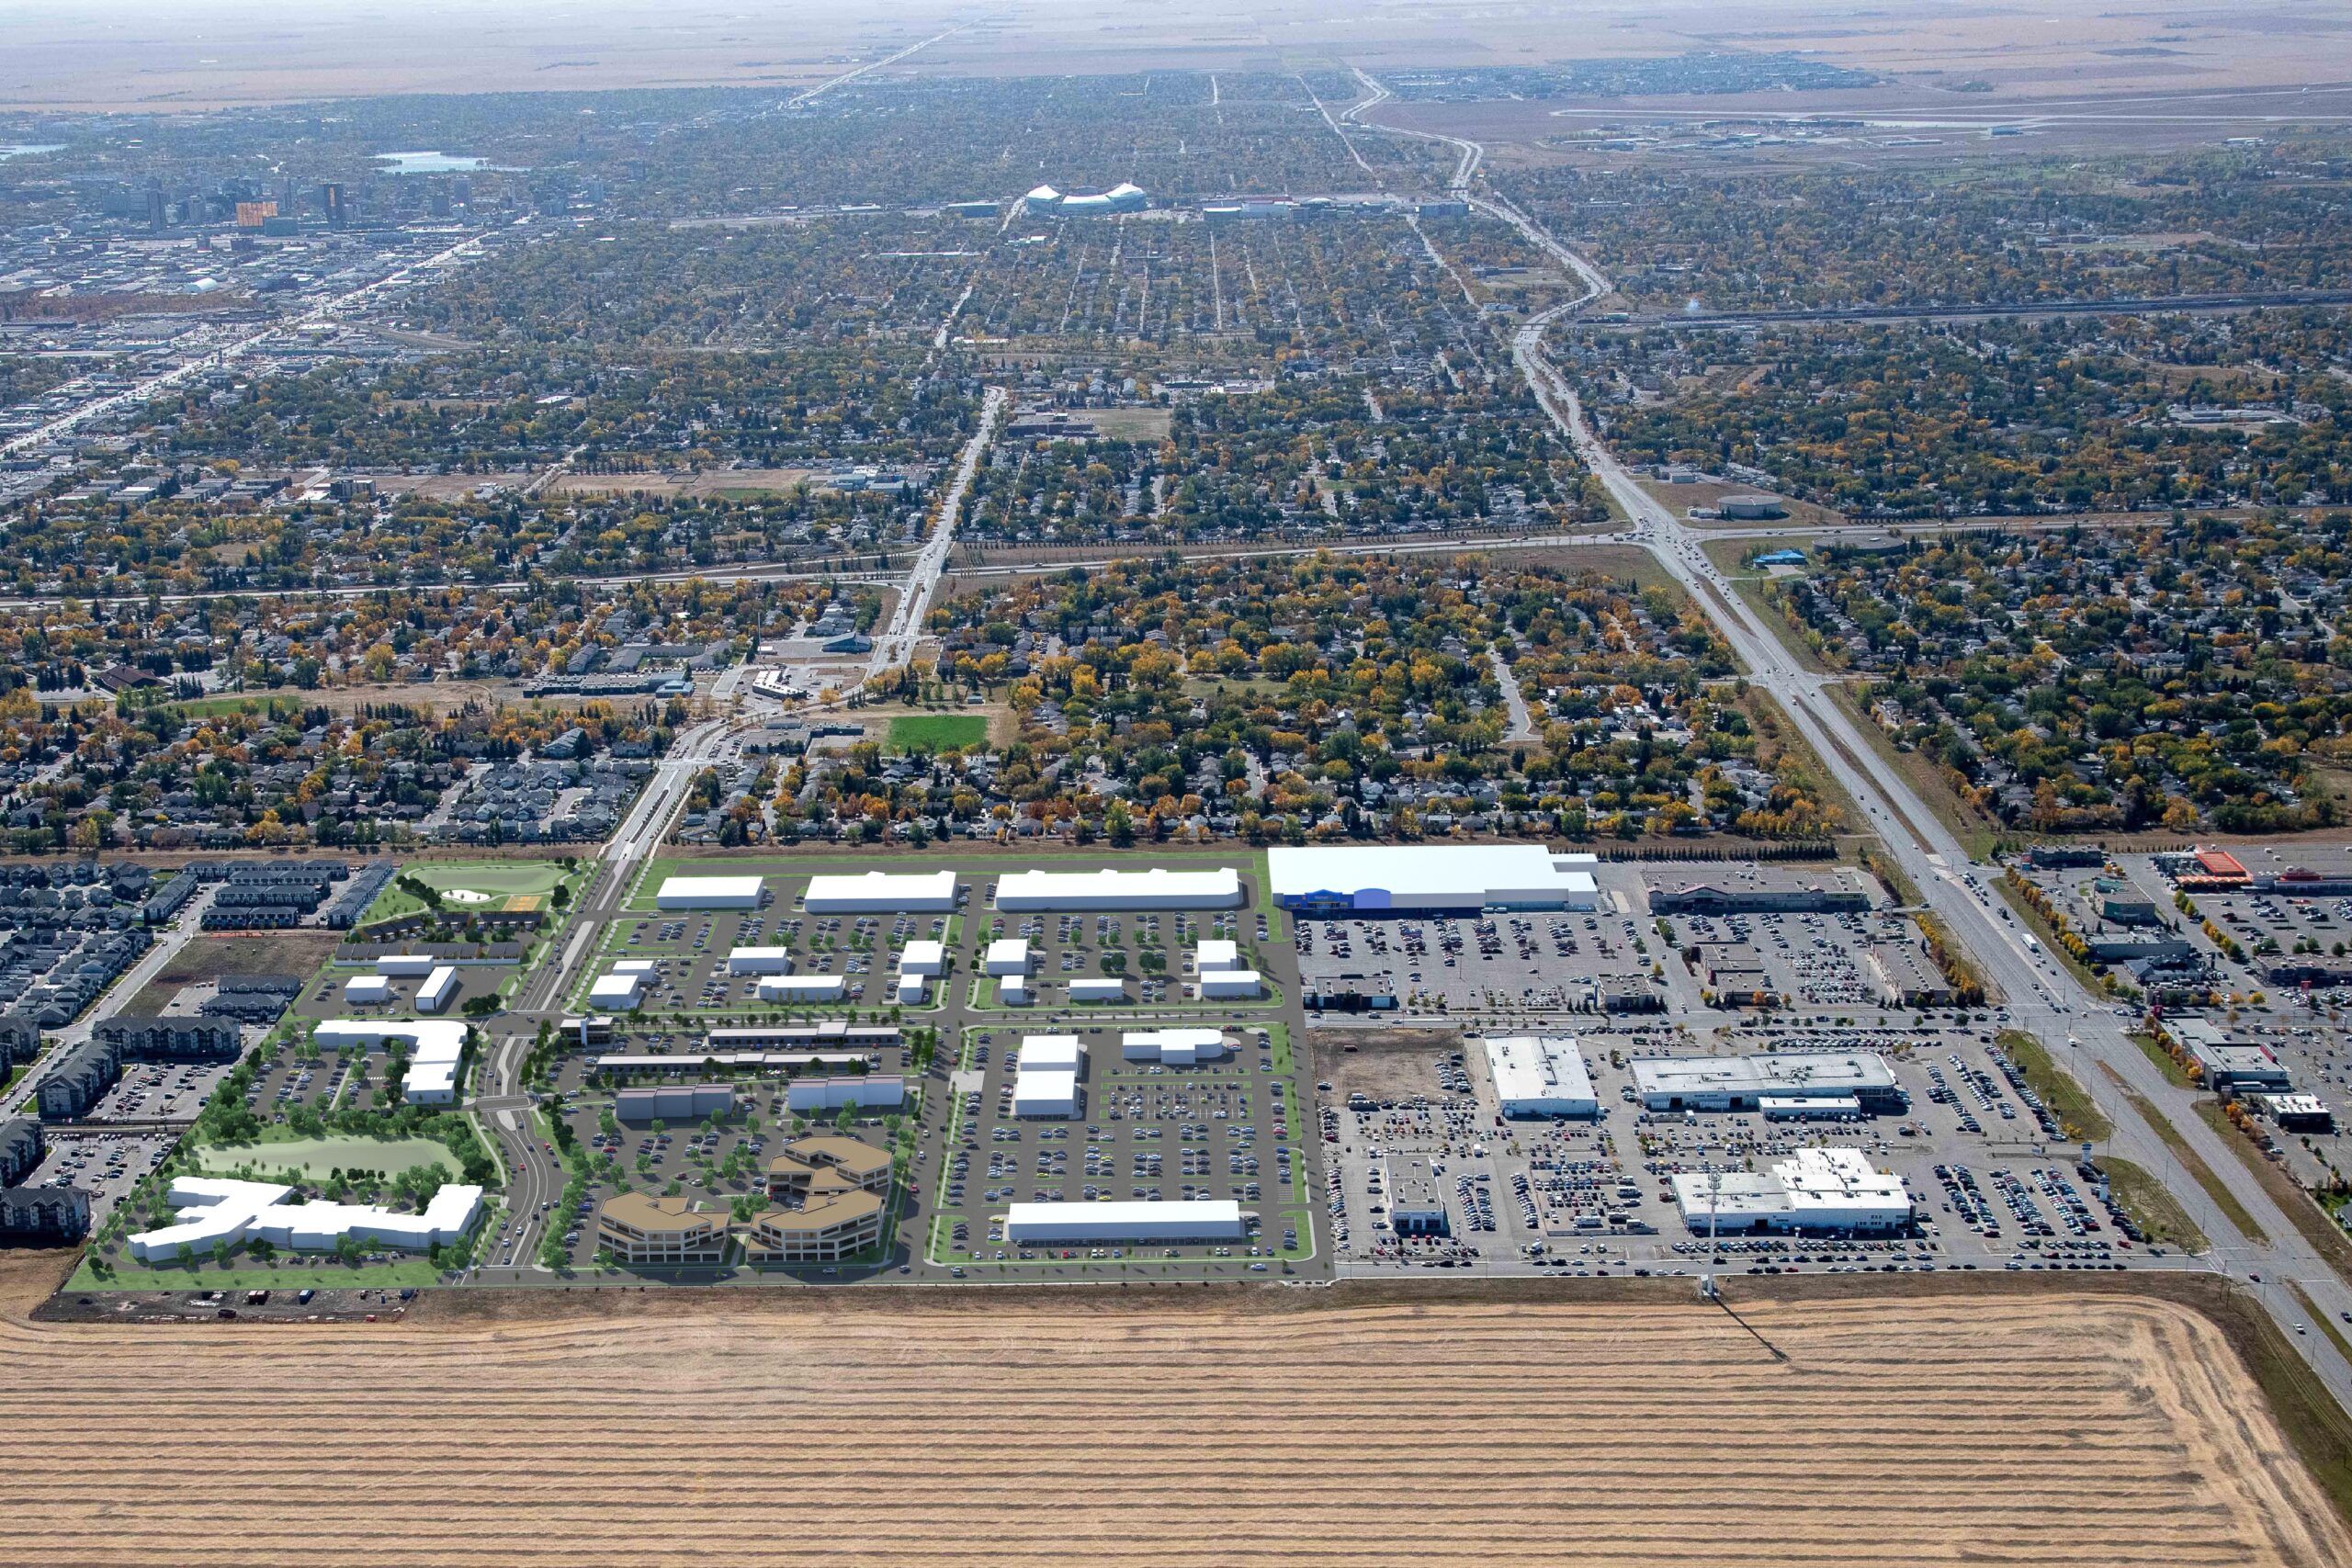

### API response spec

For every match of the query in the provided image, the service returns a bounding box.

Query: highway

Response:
[1477,180,2352,1407]
[1319,69,2352,1404]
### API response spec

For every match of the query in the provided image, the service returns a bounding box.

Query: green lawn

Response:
[190,1134,458,1182]
[363,860,575,925]
[405,863,570,897]
[888,714,988,752]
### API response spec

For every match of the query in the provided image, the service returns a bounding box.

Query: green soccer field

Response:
[887,715,988,752]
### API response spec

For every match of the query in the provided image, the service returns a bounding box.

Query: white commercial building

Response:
[343,975,392,1006]
[894,973,929,1006]
[1069,976,1126,1003]
[1003,1199,1245,1244]
[727,946,796,976]
[655,875,764,910]
[1121,1028,1227,1065]
[1485,1036,1600,1118]
[616,1083,734,1122]
[1012,1067,1078,1118]
[804,870,957,913]
[786,1074,906,1111]
[900,940,947,976]
[128,1177,485,1262]
[1632,1053,1904,1113]
[1199,969,1262,1000]
[414,965,459,1015]
[588,972,647,1011]
[984,938,1031,976]
[1018,1035,1084,1071]
[376,954,438,978]
[756,974,845,1002]
[312,1019,469,1103]
[995,866,1244,911]
[1267,844,1600,914]
[1023,183,1063,212]
[1670,1148,1914,1235]
[1000,977,1032,1006]
[1194,940,1241,975]
[1012,1037,1083,1119]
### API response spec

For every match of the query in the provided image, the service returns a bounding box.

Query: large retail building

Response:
[1267,844,1600,914]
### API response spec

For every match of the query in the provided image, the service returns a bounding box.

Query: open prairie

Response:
[0,0,2343,108]
[1,1258,2345,1568]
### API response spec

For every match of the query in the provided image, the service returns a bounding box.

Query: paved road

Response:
[1305,77,2352,1402]
[1489,647,1535,742]
[1,231,490,460]
[1601,288,2352,330]
[0,886,220,1117]
[1481,190,2352,1408]
[866,385,1006,679]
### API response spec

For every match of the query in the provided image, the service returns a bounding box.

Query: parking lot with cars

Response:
[927,1020,1316,1279]
[967,902,1278,1011]
[1318,1021,2178,1282]
[1297,908,1663,1017]
[590,903,959,1016]
[23,1129,175,1228]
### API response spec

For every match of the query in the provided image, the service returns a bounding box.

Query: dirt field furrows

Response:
[0,1282,2345,1567]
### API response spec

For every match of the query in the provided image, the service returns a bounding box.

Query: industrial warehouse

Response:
[993,866,1244,910]
[1268,844,1601,913]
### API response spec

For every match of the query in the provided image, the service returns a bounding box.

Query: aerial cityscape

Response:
[1,0,2351,1561]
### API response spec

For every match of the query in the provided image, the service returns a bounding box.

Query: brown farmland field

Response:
[1,1258,2346,1567]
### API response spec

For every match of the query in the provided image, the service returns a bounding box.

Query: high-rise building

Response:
[320,182,347,228]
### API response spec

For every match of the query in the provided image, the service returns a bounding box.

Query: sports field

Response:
[365,862,571,923]
[0,1270,2342,1568]
[887,714,988,752]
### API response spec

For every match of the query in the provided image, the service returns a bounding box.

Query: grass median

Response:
[2102,1068,2269,1247]
[2101,1157,2207,1251]
[1996,1030,2110,1140]
[2193,1100,2352,1290]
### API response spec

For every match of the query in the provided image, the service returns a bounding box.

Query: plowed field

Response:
[1,1267,2344,1567]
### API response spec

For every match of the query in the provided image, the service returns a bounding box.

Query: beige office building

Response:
[596,1194,729,1266]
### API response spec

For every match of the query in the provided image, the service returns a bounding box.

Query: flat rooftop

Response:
[1485,1035,1598,1110]
[1634,1052,1897,1099]
[1269,843,1598,905]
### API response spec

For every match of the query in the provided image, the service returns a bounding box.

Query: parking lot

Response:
[929,1021,1312,1277]
[1318,1023,2170,1282]
[23,1129,175,1228]
[1295,908,1661,1016]
[969,904,1277,1010]
[591,904,958,1015]
[288,962,506,1023]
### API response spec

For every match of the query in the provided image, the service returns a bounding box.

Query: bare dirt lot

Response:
[546,468,820,501]
[4,1251,2346,1567]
